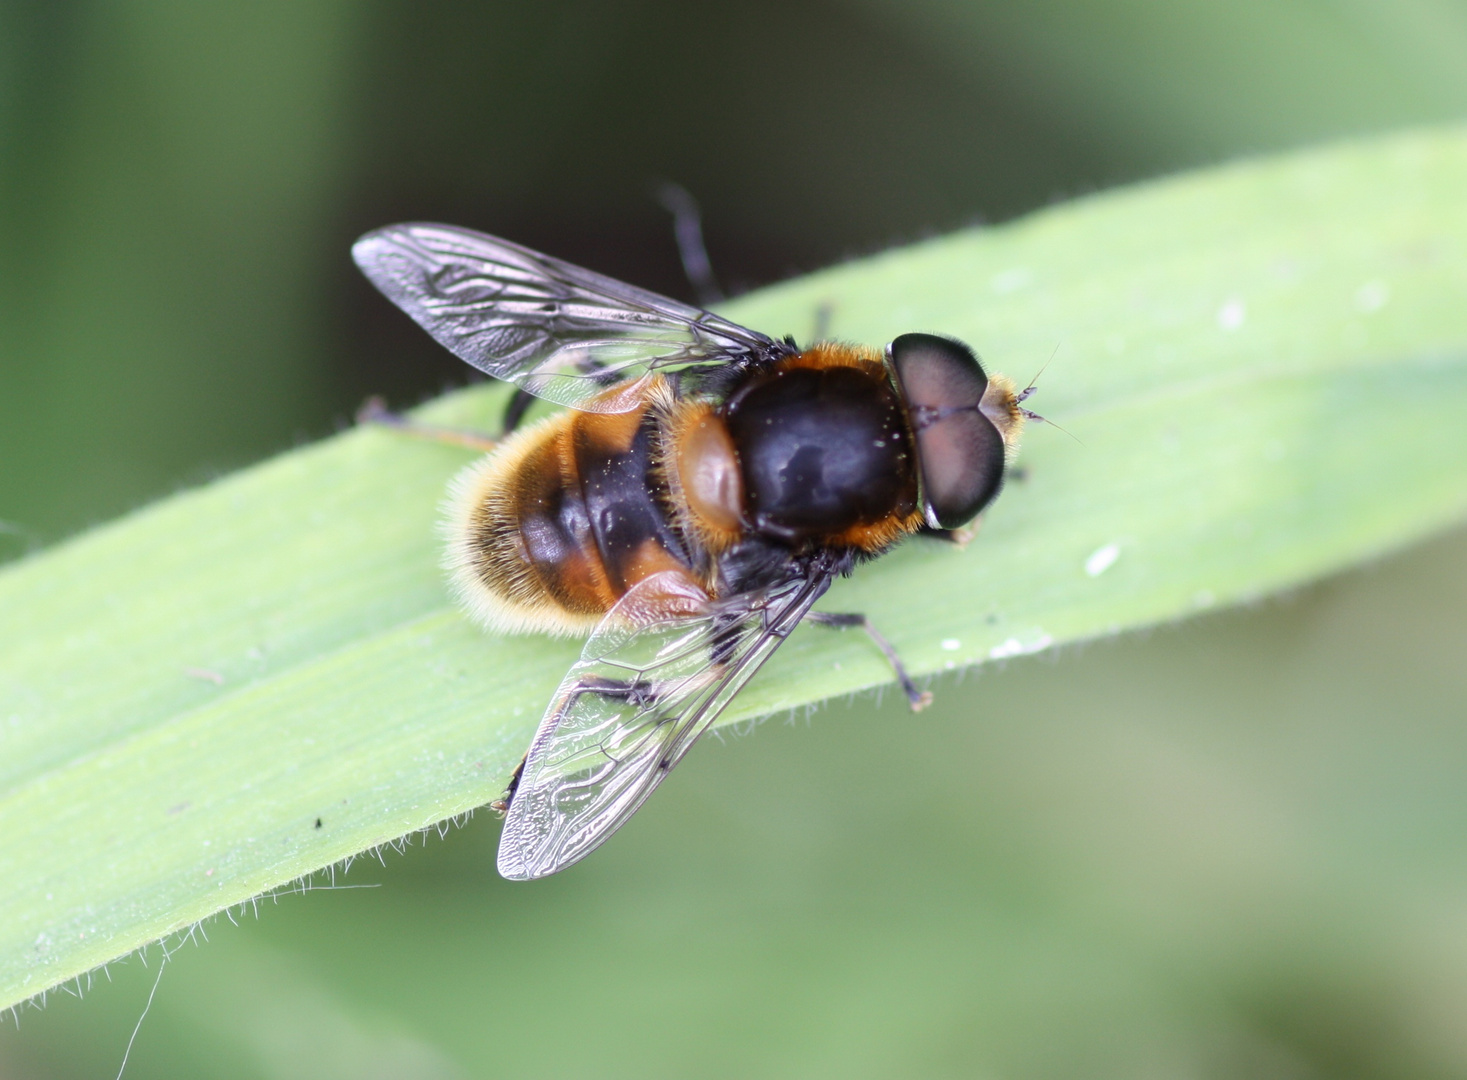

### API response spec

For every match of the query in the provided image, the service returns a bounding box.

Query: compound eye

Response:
[889,333,1007,529]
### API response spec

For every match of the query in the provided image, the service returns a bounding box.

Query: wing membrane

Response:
[497,568,834,880]
[352,223,786,412]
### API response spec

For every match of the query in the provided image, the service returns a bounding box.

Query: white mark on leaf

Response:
[1084,543,1121,577]
[1355,280,1389,313]
[989,633,1053,660]
[1217,297,1246,331]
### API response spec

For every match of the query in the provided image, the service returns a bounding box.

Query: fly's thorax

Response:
[720,345,922,551]
[662,398,745,554]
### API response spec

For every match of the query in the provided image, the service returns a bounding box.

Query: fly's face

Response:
[887,332,1025,530]
[353,222,1032,880]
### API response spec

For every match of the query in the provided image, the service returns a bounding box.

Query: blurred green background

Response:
[4,1,1467,1077]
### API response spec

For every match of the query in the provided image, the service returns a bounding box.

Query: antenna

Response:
[1017,341,1061,405]
[1015,342,1081,444]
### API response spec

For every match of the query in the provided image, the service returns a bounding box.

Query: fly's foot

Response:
[807,611,931,712]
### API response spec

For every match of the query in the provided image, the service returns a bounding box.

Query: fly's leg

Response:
[917,523,977,548]
[500,389,536,436]
[365,344,633,444]
[498,352,631,435]
[491,674,664,813]
[355,396,499,451]
[656,182,724,306]
[806,612,932,711]
[490,755,527,814]
[810,300,833,343]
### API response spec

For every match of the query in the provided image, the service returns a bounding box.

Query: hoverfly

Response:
[353,223,1030,880]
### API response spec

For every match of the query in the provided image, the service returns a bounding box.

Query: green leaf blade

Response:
[3,125,1467,1009]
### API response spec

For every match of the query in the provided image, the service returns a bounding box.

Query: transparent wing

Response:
[497,567,835,880]
[352,223,787,413]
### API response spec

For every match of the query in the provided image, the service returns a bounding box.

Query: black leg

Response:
[490,754,527,814]
[356,395,498,452]
[500,388,536,436]
[807,612,932,711]
[557,673,662,713]
[656,182,724,306]
[810,300,833,343]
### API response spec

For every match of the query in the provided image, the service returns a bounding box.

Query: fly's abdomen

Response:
[445,395,696,637]
[571,407,693,598]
